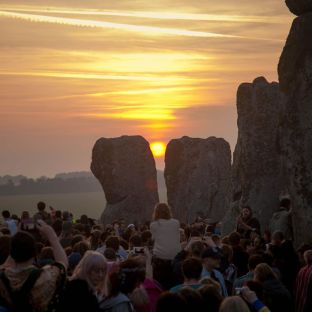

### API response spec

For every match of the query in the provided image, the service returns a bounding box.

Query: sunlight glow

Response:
[150,142,166,158]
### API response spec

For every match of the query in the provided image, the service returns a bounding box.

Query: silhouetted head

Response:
[2,210,10,219]
[37,201,46,211]
[280,198,291,210]
[10,231,36,263]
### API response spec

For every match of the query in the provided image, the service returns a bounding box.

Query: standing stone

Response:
[223,77,287,234]
[285,0,312,16]
[91,135,159,223]
[278,9,312,244]
[164,136,231,223]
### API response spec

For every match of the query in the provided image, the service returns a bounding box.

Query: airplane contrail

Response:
[0,6,287,24]
[0,10,245,39]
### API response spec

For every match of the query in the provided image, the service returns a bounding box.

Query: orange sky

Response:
[0,1,293,177]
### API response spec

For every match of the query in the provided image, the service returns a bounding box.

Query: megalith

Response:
[164,136,231,223]
[278,4,312,244]
[91,135,159,223]
[223,77,287,234]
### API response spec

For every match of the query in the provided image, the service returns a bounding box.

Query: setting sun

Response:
[150,142,166,158]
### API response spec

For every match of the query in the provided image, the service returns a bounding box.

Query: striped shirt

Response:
[295,264,312,312]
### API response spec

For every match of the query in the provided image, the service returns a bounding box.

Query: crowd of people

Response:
[0,200,311,312]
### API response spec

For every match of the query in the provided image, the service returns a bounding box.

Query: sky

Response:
[0,1,293,177]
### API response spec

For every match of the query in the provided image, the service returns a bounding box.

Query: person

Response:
[0,220,67,312]
[150,203,181,290]
[99,258,143,312]
[269,198,293,241]
[60,251,107,312]
[156,292,186,312]
[233,254,264,289]
[241,286,271,312]
[228,232,249,277]
[236,206,261,239]
[254,263,293,312]
[219,296,250,312]
[1,211,17,236]
[294,250,312,312]
[199,284,223,312]
[170,257,203,293]
[269,231,299,293]
[201,247,228,297]
[33,201,51,224]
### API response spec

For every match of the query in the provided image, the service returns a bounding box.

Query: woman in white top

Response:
[150,203,181,290]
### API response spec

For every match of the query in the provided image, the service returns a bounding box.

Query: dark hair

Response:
[272,231,285,242]
[199,285,223,312]
[153,203,172,220]
[37,201,46,211]
[109,257,145,296]
[104,248,117,261]
[248,254,264,270]
[106,236,120,252]
[2,210,10,219]
[182,257,203,280]
[228,232,241,246]
[0,235,11,265]
[129,234,142,248]
[179,287,203,312]
[280,198,291,209]
[190,241,206,258]
[156,292,186,312]
[10,231,36,263]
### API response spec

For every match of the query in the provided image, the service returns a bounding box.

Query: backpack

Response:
[0,268,42,312]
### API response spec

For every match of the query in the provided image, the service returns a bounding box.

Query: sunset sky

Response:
[0,1,293,177]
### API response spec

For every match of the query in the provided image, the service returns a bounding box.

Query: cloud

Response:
[0,10,241,39]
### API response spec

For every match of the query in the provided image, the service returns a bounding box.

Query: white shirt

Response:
[150,218,181,260]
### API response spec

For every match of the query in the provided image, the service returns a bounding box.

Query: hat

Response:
[127,224,135,229]
[201,247,222,259]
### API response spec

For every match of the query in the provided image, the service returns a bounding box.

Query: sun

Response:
[150,141,166,158]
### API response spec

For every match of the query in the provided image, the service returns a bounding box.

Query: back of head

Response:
[248,254,264,271]
[2,210,10,219]
[182,257,203,281]
[219,296,250,312]
[179,287,203,312]
[0,235,11,265]
[10,231,36,263]
[156,292,186,312]
[199,285,223,312]
[279,198,291,210]
[105,236,120,252]
[37,201,46,212]
[190,240,206,258]
[153,203,172,221]
[254,263,276,283]
[229,232,241,246]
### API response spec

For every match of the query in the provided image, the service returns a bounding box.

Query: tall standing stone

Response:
[164,136,231,223]
[278,5,312,244]
[223,77,287,234]
[91,135,159,223]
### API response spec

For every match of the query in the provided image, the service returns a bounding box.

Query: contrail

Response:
[0,6,287,24]
[0,10,243,39]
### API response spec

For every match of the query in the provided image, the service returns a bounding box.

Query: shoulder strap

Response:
[0,268,42,310]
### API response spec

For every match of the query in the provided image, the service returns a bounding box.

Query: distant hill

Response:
[0,170,167,200]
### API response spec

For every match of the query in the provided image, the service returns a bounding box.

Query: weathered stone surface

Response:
[164,136,231,223]
[91,135,159,223]
[285,0,312,16]
[278,13,312,244]
[223,77,287,234]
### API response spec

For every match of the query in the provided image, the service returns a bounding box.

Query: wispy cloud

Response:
[0,11,240,39]
[0,6,288,24]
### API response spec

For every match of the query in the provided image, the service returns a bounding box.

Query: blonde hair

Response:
[152,203,172,220]
[219,296,250,312]
[254,263,277,282]
[71,250,107,293]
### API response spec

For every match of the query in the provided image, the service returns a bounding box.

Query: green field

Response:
[0,189,167,221]
[0,192,106,220]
